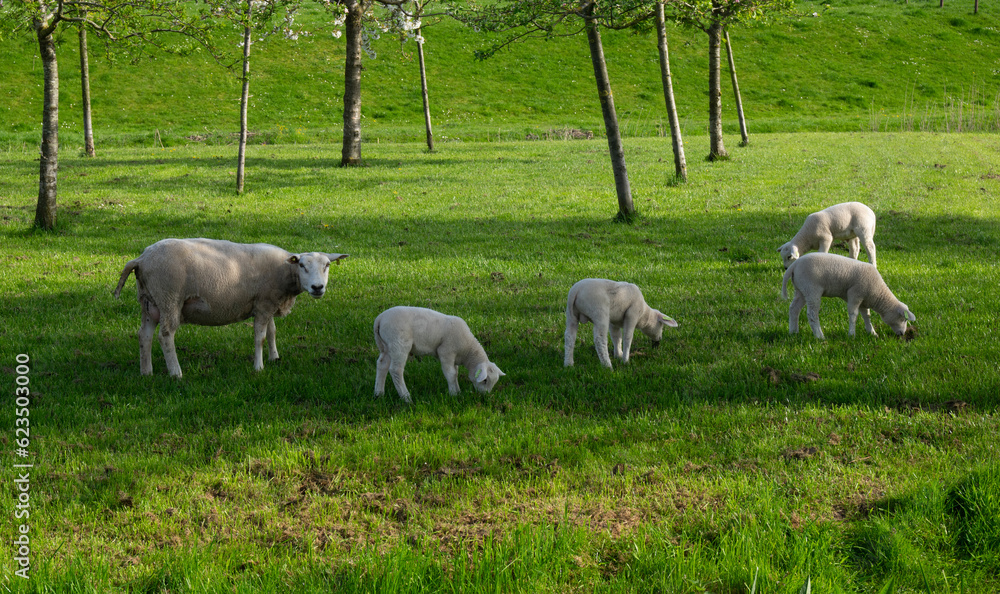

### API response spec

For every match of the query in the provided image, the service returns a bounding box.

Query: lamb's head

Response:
[882,303,916,337]
[644,310,679,348]
[778,242,800,269]
[469,362,505,394]
[289,252,349,298]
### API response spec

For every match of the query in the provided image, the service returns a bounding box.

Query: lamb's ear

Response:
[326,253,349,265]
[904,308,916,322]
[790,245,799,258]
[661,315,678,328]
[494,364,505,377]
[474,364,488,383]
[288,255,300,264]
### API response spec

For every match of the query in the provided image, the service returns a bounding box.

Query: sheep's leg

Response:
[847,237,861,260]
[252,316,270,371]
[788,292,806,335]
[818,236,834,253]
[266,317,279,361]
[805,298,825,340]
[563,315,579,367]
[138,298,159,375]
[610,325,624,360]
[157,313,183,378]
[592,318,613,368]
[374,351,390,397]
[439,351,461,395]
[387,353,412,403]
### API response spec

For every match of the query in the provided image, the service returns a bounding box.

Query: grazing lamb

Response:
[564,279,678,369]
[778,202,877,269]
[781,252,915,340]
[113,238,348,377]
[373,306,505,403]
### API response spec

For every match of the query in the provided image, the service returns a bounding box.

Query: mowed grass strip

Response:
[0,132,998,591]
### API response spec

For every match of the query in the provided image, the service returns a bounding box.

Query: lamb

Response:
[781,252,915,340]
[373,306,505,403]
[778,201,877,269]
[564,279,678,369]
[113,238,348,377]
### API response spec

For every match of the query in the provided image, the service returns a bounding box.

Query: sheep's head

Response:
[884,303,916,337]
[470,362,505,394]
[289,252,349,298]
[646,310,679,347]
[778,243,800,269]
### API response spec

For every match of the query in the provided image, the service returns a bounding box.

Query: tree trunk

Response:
[237,7,252,194]
[78,16,95,157]
[655,1,687,182]
[416,32,434,151]
[341,0,364,166]
[724,29,748,147]
[583,2,634,221]
[706,20,728,161]
[36,28,59,230]
[974,0,978,13]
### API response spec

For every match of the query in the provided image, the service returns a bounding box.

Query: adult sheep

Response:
[113,238,348,377]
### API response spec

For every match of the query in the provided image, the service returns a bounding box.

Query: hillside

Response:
[1,0,998,148]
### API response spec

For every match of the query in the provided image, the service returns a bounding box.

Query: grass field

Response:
[1,131,999,591]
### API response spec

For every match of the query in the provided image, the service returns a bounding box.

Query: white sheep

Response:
[778,201,877,269]
[781,252,915,339]
[564,279,678,369]
[113,238,348,377]
[373,306,505,403]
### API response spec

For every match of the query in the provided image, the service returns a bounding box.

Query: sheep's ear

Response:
[474,365,488,383]
[661,315,678,328]
[494,365,505,377]
[288,255,300,264]
[327,253,349,265]
[905,309,916,322]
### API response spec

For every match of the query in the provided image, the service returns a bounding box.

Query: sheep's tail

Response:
[373,316,387,353]
[781,264,795,300]
[565,286,579,323]
[112,258,140,299]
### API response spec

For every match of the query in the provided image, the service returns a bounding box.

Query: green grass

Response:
[1,0,999,149]
[1,132,999,591]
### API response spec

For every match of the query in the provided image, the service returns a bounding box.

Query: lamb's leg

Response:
[863,238,877,268]
[387,353,412,403]
[252,316,270,371]
[805,298,825,340]
[266,317,279,361]
[847,237,861,260]
[439,351,460,395]
[564,315,579,367]
[157,312,183,377]
[818,236,834,253]
[139,298,159,375]
[619,320,638,363]
[374,351,390,397]
[610,325,624,360]
[592,317,613,368]
[788,292,806,335]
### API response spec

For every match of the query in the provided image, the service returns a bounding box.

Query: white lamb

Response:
[113,238,348,377]
[373,306,505,403]
[564,279,678,369]
[781,252,915,339]
[778,201,877,269]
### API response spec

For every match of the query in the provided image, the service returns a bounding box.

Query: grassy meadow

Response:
[1,132,999,592]
[2,0,1000,590]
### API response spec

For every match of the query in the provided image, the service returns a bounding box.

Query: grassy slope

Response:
[1,0,998,147]
[0,133,998,591]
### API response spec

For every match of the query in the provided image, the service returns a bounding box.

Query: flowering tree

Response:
[327,0,427,166]
[0,0,212,230]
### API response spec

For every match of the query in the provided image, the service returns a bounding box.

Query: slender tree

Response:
[655,0,686,181]
[78,11,95,157]
[724,29,748,146]
[1,1,213,230]
[341,0,366,166]
[457,0,649,220]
